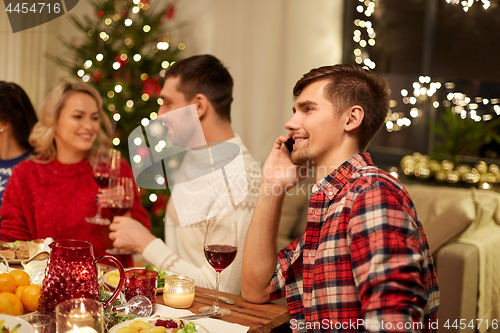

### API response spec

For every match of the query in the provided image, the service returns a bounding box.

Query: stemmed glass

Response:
[86,148,121,225]
[111,295,153,317]
[106,177,134,255]
[199,220,238,316]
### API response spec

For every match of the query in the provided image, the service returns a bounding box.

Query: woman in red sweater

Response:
[0,80,151,267]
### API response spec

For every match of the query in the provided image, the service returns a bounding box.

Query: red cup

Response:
[124,269,158,308]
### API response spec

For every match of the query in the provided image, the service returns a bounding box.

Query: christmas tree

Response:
[48,0,184,238]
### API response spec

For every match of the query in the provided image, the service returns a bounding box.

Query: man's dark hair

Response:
[165,54,234,122]
[0,81,38,152]
[293,64,390,151]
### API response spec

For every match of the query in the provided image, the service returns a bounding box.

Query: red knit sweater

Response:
[0,158,151,267]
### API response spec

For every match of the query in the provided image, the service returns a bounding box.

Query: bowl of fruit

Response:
[0,270,42,315]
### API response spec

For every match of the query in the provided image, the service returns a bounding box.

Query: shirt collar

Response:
[311,152,373,200]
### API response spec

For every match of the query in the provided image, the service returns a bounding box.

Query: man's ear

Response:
[192,93,210,119]
[344,105,364,132]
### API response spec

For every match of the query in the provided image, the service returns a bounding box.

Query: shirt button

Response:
[328,191,333,195]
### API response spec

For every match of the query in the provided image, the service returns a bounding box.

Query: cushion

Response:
[404,184,476,253]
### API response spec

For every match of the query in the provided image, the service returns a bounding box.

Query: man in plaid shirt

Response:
[242,64,439,332]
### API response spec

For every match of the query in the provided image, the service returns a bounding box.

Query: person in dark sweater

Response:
[0,82,38,208]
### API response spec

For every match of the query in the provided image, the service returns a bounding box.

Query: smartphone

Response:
[285,137,295,154]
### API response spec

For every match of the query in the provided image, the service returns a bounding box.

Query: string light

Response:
[96,54,103,61]
[112,138,120,146]
[157,42,169,50]
[352,1,377,69]
[446,0,490,11]
[385,76,500,132]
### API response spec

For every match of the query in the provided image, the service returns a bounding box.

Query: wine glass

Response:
[86,148,121,225]
[111,295,153,317]
[106,177,134,255]
[199,220,237,316]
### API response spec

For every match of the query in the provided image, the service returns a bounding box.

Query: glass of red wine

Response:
[199,220,238,316]
[86,148,121,225]
[106,177,134,255]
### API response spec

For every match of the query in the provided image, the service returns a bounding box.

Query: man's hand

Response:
[109,216,157,253]
[261,135,306,193]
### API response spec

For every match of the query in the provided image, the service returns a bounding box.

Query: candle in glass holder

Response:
[65,326,99,333]
[163,276,195,308]
[55,298,104,333]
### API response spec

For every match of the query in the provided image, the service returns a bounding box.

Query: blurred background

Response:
[1,0,499,232]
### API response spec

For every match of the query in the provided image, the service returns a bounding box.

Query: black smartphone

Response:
[285,137,295,154]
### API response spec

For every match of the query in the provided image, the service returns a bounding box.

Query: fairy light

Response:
[77,70,85,77]
[387,76,500,132]
[113,113,121,121]
[352,1,377,69]
[96,54,103,61]
[149,194,157,202]
[446,0,491,11]
[112,138,120,146]
[157,42,169,50]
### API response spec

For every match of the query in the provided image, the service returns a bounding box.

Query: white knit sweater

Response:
[142,135,261,294]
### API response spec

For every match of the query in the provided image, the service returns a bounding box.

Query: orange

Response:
[20,284,42,312]
[0,273,16,293]
[9,270,31,287]
[15,285,27,299]
[0,292,23,315]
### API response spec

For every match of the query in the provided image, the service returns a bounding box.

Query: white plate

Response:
[108,316,209,333]
[0,314,33,333]
[103,267,177,294]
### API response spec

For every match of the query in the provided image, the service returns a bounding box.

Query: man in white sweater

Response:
[109,55,261,294]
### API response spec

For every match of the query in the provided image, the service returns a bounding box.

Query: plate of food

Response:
[108,316,208,333]
[0,241,30,264]
[103,265,177,294]
[0,314,34,333]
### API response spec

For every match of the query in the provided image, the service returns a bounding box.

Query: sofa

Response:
[278,181,500,333]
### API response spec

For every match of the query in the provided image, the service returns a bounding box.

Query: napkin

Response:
[154,304,249,333]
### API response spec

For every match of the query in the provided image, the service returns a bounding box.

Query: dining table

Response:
[6,262,291,333]
[156,287,291,333]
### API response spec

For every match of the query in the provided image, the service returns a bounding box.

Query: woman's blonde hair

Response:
[29,80,113,163]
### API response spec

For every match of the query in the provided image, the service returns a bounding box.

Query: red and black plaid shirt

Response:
[270,153,439,332]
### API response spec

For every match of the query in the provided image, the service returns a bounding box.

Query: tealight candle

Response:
[65,326,99,333]
[55,298,104,333]
[163,276,195,308]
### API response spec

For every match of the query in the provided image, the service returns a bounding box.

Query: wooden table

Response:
[9,263,290,332]
[156,287,290,333]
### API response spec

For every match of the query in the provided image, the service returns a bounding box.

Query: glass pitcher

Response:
[38,239,125,316]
